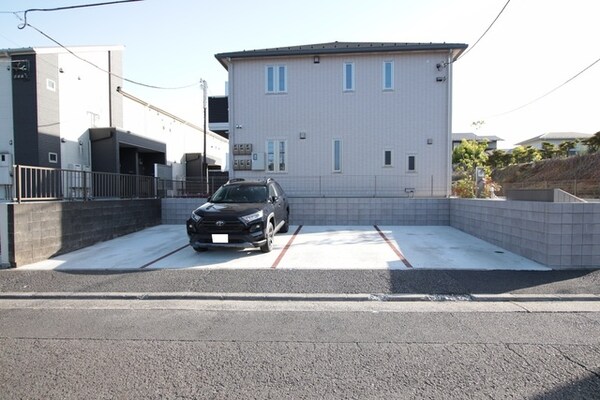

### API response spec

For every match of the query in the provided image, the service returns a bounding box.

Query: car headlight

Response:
[191,211,202,222]
[240,210,263,224]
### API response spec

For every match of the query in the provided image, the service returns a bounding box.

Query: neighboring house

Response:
[515,132,592,155]
[452,132,503,151]
[0,46,226,189]
[215,41,467,197]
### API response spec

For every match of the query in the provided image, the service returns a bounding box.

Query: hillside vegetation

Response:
[492,152,600,182]
[492,153,600,198]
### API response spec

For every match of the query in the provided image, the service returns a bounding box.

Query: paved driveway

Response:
[17,225,549,271]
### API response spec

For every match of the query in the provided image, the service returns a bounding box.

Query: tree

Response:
[512,145,541,164]
[540,142,557,159]
[452,139,489,174]
[557,140,578,157]
[452,139,501,199]
[487,149,512,169]
[583,131,600,153]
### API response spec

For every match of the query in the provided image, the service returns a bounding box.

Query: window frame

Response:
[265,65,287,94]
[343,62,355,92]
[383,61,394,91]
[383,149,393,167]
[332,139,342,173]
[46,78,56,92]
[407,153,417,173]
[266,139,288,173]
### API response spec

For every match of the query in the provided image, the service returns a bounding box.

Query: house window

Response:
[343,62,354,91]
[333,139,342,172]
[407,154,417,173]
[383,61,393,90]
[48,152,58,163]
[266,139,287,172]
[384,149,393,167]
[46,79,56,92]
[266,65,287,93]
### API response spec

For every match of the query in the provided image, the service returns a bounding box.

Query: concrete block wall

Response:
[162,198,206,225]
[450,199,600,269]
[7,199,161,267]
[287,198,450,226]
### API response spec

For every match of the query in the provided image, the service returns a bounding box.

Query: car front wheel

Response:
[260,222,274,253]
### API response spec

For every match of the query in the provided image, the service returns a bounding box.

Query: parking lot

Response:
[17,225,549,271]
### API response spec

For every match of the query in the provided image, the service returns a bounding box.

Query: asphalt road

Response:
[0,300,599,399]
[1,269,599,295]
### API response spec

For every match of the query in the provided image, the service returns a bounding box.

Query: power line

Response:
[456,0,511,61]
[490,54,600,118]
[15,0,143,29]
[15,15,200,90]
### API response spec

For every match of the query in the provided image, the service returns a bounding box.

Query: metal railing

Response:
[267,174,447,198]
[14,165,159,202]
[9,165,229,202]
[9,165,456,201]
[158,176,229,198]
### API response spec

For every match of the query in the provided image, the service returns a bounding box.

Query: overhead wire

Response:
[490,55,600,118]
[451,0,597,118]
[16,0,143,29]
[456,0,511,61]
[9,11,201,90]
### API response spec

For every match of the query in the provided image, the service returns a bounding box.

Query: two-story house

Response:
[215,41,467,197]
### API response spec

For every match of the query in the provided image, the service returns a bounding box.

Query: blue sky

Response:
[1,0,599,147]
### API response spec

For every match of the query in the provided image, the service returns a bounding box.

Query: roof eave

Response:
[215,42,468,69]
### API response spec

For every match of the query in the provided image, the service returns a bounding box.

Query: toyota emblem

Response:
[215,220,225,227]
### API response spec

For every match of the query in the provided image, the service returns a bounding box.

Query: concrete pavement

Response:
[14,224,549,271]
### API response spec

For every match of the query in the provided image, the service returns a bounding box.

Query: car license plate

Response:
[212,234,229,244]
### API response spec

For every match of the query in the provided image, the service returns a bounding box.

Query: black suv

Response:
[186,178,290,253]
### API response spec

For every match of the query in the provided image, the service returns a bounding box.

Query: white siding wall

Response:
[229,51,452,196]
[57,50,112,169]
[122,100,229,178]
[0,57,14,159]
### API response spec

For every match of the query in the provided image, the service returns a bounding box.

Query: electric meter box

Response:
[0,153,13,185]
[251,152,265,171]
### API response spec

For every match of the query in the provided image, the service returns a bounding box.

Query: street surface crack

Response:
[551,345,600,379]
[505,344,536,369]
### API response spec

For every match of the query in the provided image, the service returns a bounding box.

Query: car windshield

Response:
[210,185,268,203]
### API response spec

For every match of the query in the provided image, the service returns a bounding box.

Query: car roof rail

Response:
[226,178,246,184]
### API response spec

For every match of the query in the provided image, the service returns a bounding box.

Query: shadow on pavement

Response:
[531,373,600,400]
[0,269,598,295]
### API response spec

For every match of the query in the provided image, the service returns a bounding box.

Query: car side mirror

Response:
[270,195,278,203]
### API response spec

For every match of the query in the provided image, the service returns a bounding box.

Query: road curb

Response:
[0,292,599,302]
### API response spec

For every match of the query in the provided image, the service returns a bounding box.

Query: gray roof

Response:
[515,132,592,145]
[215,41,468,69]
[452,132,503,142]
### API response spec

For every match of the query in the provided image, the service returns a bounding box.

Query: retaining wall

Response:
[6,199,160,267]
[450,199,600,269]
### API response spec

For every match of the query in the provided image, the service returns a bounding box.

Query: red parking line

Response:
[271,225,303,269]
[373,225,413,269]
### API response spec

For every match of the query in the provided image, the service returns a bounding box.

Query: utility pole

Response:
[200,79,208,192]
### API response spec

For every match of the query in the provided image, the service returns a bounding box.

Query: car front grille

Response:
[198,217,246,233]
